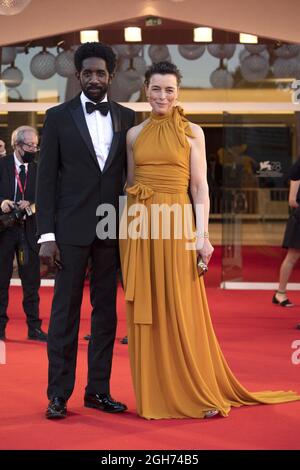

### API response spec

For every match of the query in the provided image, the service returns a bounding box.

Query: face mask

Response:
[22,150,37,164]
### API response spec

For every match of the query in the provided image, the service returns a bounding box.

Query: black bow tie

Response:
[85,101,110,116]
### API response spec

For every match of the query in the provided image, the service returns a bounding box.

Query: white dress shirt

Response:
[39,92,113,243]
[14,153,28,202]
[80,92,113,171]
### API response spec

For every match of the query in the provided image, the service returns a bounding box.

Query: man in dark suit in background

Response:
[36,42,135,419]
[0,126,47,342]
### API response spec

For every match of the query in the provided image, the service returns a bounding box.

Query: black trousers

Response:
[47,238,118,400]
[0,225,41,332]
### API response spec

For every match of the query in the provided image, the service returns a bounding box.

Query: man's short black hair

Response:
[144,61,182,86]
[74,42,117,75]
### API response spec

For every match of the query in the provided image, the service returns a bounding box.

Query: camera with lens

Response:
[0,203,35,232]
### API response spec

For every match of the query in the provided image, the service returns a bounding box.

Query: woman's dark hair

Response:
[144,61,182,86]
[74,42,117,75]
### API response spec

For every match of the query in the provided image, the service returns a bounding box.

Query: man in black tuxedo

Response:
[36,42,135,419]
[0,126,47,342]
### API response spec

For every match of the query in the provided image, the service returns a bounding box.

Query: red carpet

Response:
[1,282,300,450]
[208,245,300,285]
[222,245,300,283]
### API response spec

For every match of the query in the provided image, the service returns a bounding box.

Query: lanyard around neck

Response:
[14,165,28,201]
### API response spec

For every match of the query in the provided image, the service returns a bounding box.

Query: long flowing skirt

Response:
[120,191,300,419]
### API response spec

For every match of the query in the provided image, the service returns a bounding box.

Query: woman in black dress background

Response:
[273,158,300,319]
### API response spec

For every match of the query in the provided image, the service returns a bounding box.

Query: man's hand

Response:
[17,200,31,211]
[289,198,299,209]
[39,241,61,268]
[1,199,15,213]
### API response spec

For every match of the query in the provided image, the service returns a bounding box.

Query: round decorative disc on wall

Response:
[0,0,32,15]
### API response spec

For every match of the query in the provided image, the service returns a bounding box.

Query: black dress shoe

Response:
[120,335,128,344]
[0,331,6,341]
[28,328,48,342]
[84,334,91,341]
[45,397,67,419]
[84,393,127,413]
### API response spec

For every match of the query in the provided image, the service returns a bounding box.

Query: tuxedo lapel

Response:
[68,95,101,171]
[102,101,121,174]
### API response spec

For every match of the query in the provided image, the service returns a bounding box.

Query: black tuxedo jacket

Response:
[36,95,135,246]
[0,154,38,252]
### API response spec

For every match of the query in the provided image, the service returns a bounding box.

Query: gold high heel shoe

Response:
[204,409,219,418]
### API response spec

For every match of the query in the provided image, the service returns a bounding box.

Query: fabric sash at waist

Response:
[134,166,188,194]
[122,182,154,325]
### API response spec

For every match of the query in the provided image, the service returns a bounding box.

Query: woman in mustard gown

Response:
[120,62,299,419]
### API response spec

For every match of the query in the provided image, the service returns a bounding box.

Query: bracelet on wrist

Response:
[198,231,209,239]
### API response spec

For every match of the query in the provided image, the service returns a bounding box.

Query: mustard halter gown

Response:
[120,106,299,419]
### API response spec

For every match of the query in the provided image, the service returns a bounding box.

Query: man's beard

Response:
[83,85,108,103]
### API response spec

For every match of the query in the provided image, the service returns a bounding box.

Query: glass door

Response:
[221,112,296,287]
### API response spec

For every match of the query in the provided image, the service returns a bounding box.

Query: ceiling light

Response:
[239,33,258,44]
[80,30,99,43]
[124,27,142,42]
[193,27,213,42]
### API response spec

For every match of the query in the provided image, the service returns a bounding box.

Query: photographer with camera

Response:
[0,126,47,342]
